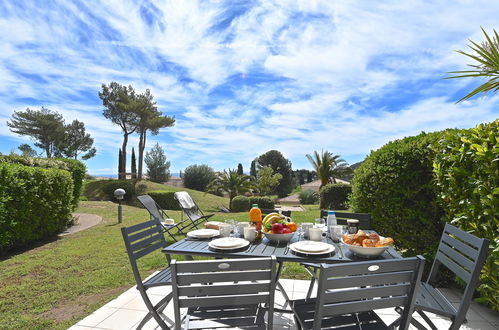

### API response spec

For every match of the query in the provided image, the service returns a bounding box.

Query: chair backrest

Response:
[320,210,372,229]
[171,256,277,329]
[313,257,425,330]
[174,191,202,220]
[121,220,167,288]
[261,208,292,218]
[427,223,489,320]
[137,195,166,221]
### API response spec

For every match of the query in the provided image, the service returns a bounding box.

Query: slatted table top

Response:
[162,233,401,263]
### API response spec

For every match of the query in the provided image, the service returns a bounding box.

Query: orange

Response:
[287,222,297,232]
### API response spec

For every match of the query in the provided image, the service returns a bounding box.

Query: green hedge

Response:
[231,196,250,212]
[350,131,447,257]
[320,184,351,210]
[147,191,181,210]
[248,196,274,209]
[0,162,73,253]
[102,180,136,203]
[433,120,498,311]
[0,154,85,210]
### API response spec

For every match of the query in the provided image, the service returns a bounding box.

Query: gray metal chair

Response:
[171,256,277,329]
[391,223,490,330]
[137,194,191,242]
[121,220,173,330]
[174,191,214,229]
[303,211,373,299]
[320,210,372,228]
[291,256,425,330]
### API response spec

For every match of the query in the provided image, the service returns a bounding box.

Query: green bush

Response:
[147,191,181,210]
[248,196,274,209]
[183,164,215,191]
[231,195,250,212]
[0,162,73,253]
[0,154,85,210]
[102,180,136,203]
[433,120,499,311]
[299,189,319,204]
[320,184,351,209]
[350,131,447,257]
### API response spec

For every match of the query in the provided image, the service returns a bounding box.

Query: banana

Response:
[263,212,279,224]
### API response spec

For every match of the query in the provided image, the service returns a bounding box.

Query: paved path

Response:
[59,213,102,236]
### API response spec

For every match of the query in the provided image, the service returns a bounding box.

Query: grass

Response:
[0,199,321,329]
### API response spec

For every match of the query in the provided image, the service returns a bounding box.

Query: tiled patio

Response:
[70,276,498,330]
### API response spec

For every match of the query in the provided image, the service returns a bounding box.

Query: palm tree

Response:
[207,169,256,210]
[305,150,351,188]
[446,27,499,102]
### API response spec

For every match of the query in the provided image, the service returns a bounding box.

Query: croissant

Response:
[367,233,380,241]
[375,237,394,247]
[362,239,378,247]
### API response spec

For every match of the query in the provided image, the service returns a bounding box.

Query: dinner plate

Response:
[292,241,331,253]
[187,229,219,238]
[209,237,249,249]
[290,241,335,255]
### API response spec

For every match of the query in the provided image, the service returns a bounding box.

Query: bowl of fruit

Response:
[262,212,297,242]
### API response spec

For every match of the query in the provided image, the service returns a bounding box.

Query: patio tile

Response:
[76,306,118,327]
[452,302,485,321]
[95,308,147,330]
[461,320,499,330]
[68,325,98,329]
[293,279,311,293]
[470,302,499,326]
[103,292,137,309]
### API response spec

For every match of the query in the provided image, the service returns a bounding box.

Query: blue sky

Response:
[0,0,498,175]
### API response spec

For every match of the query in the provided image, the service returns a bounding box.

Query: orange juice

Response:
[249,204,262,239]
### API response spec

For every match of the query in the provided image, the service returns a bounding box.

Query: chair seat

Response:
[143,266,172,288]
[292,298,391,330]
[184,304,266,329]
[415,282,457,318]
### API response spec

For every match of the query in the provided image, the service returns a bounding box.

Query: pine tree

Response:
[131,148,137,179]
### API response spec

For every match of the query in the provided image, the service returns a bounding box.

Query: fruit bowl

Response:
[340,237,388,258]
[263,232,294,242]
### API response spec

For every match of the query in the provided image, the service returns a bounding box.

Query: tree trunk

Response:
[138,129,146,180]
[121,133,128,179]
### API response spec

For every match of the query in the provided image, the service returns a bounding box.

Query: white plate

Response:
[187,229,219,238]
[290,241,335,255]
[292,240,331,253]
[209,238,249,249]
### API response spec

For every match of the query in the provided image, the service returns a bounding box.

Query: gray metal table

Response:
[162,232,402,313]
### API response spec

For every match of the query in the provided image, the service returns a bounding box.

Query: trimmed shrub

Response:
[102,180,136,203]
[0,162,73,253]
[433,120,498,311]
[147,191,181,210]
[248,196,274,209]
[0,154,86,210]
[231,195,250,212]
[299,189,319,204]
[320,184,351,209]
[349,131,447,257]
[183,164,215,191]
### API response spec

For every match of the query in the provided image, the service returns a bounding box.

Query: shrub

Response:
[320,184,351,209]
[0,162,73,253]
[147,191,181,210]
[0,154,85,210]
[349,131,447,257]
[231,196,250,212]
[183,164,215,191]
[248,196,274,209]
[102,180,136,203]
[433,120,499,311]
[299,189,319,205]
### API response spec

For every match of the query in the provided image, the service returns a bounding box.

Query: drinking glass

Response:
[225,219,236,236]
[315,218,326,229]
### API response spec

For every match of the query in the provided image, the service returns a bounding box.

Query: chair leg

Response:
[305,267,318,300]
[138,291,172,330]
[417,310,439,330]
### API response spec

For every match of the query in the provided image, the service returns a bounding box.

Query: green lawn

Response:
[0,200,321,329]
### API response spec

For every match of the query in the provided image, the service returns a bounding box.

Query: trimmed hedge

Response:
[433,120,498,310]
[0,154,85,210]
[350,131,447,257]
[102,180,136,203]
[320,184,351,210]
[147,191,181,210]
[0,162,73,253]
[231,196,250,212]
[299,189,319,204]
[248,196,274,209]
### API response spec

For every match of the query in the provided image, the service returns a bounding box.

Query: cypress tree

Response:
[250,159,257,178]
[131,147,137,179]
[237,163,244,175]
[118,148,123,179]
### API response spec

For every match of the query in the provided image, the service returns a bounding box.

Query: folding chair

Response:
[291,256,425,330]
[391,223,489,330]
[261,208,291,218]
[303,211,373,299]
[174,191,214,229]
[171,256,277,329]
[121,220,173,330]
[137,194,191,242]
